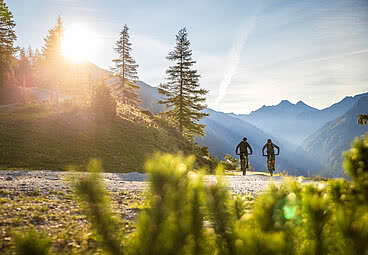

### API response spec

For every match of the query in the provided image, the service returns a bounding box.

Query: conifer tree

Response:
[40,17,66,102]
[158,28,208,138]
[42,17,63,62]
[111,25,140,106]
[15,47,32,95]
[0,0,17,86]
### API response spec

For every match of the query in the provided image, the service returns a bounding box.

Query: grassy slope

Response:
[0,104,189,172]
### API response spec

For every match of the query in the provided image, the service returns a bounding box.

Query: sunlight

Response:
[62,23,100,63]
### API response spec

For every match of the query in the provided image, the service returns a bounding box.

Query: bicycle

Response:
[263,152,279,176]
[237,152,252,175]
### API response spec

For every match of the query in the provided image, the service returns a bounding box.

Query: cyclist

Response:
[235,137,253,175]
[262,139,280,176]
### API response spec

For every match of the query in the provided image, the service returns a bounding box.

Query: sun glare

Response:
[62,23,100,63]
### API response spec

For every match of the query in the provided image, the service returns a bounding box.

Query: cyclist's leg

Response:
[240,154,244,173]
[243,156,248,175]
[267,156,273,176]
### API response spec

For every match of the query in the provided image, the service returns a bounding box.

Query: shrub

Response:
[221,154,239,170]
[15,229,52,255]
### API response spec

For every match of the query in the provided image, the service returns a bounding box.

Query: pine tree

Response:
[0,0,17,86]
[15,48,32,87]
[42,17,63,62]
[111,25,140,106]
[158,28,208,138]
[40,17,66,102]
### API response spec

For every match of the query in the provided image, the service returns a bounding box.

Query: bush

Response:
[15,229,51,255]
[14,135,368,255]
[221,154,239,170]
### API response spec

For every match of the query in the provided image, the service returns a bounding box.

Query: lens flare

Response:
[62,23,101,63]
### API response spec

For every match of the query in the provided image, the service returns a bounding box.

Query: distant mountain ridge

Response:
[298,92,368,126]
[230,100,319,146]
[136,81,165,113]
[248,100,318,117]
[229,93,368,146]
[302,96,368,177]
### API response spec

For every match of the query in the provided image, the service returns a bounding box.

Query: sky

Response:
[7,0,368,114]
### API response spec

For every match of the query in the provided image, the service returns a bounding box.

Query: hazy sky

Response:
[8,0,368,113]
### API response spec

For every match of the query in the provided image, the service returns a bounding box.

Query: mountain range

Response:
[137,80,367,177]
[228,93,368,147]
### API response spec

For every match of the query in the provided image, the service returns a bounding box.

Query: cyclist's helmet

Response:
[267,139,272,143]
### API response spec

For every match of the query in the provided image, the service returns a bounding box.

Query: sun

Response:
[62,23,100,63]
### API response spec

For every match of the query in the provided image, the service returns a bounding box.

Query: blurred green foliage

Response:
[14,229,52,255]
[14,135,368,255]
[221,154,239,170]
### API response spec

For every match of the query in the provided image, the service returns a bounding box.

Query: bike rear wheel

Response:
[241,157,248,175]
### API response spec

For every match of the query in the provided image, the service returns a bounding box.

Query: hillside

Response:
[302,96,368,177]
[0,104,190,172]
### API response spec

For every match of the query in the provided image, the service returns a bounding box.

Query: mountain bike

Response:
[237,152,252,175]
[263,152,279,176]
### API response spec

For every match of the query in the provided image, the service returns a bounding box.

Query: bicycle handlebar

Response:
[237,153,252,156]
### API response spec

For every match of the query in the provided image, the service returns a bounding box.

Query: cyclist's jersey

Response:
[236,141,253,156]
[262,143,280,156]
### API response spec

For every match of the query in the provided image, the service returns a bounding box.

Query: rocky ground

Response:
[0,170,310,254]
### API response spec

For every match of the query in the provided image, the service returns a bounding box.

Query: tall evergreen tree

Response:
[15,47,32,88]
[0,0,17,86]
[158,28,208,138]
[42,17,63,62]
[111,25,140,106]
[40,17,66,102]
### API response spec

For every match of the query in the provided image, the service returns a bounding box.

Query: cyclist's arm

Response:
[274,144,280,155]
[262,144,266,156]
[235,143,240,154]
[248,144,253,155]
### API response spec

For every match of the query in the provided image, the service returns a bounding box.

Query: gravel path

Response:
[0,170,317,253]
[0,170,308,197]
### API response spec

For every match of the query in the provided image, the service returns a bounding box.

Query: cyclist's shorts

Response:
[240,153,248,160]
[267,154,275,160]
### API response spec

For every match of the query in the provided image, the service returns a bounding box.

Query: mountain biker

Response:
[235,137,253,175]
[262,139,280,176]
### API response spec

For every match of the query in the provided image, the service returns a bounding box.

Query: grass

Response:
[0,104,190,172]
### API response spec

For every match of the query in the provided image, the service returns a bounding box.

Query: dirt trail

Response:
[0,170,308,198]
